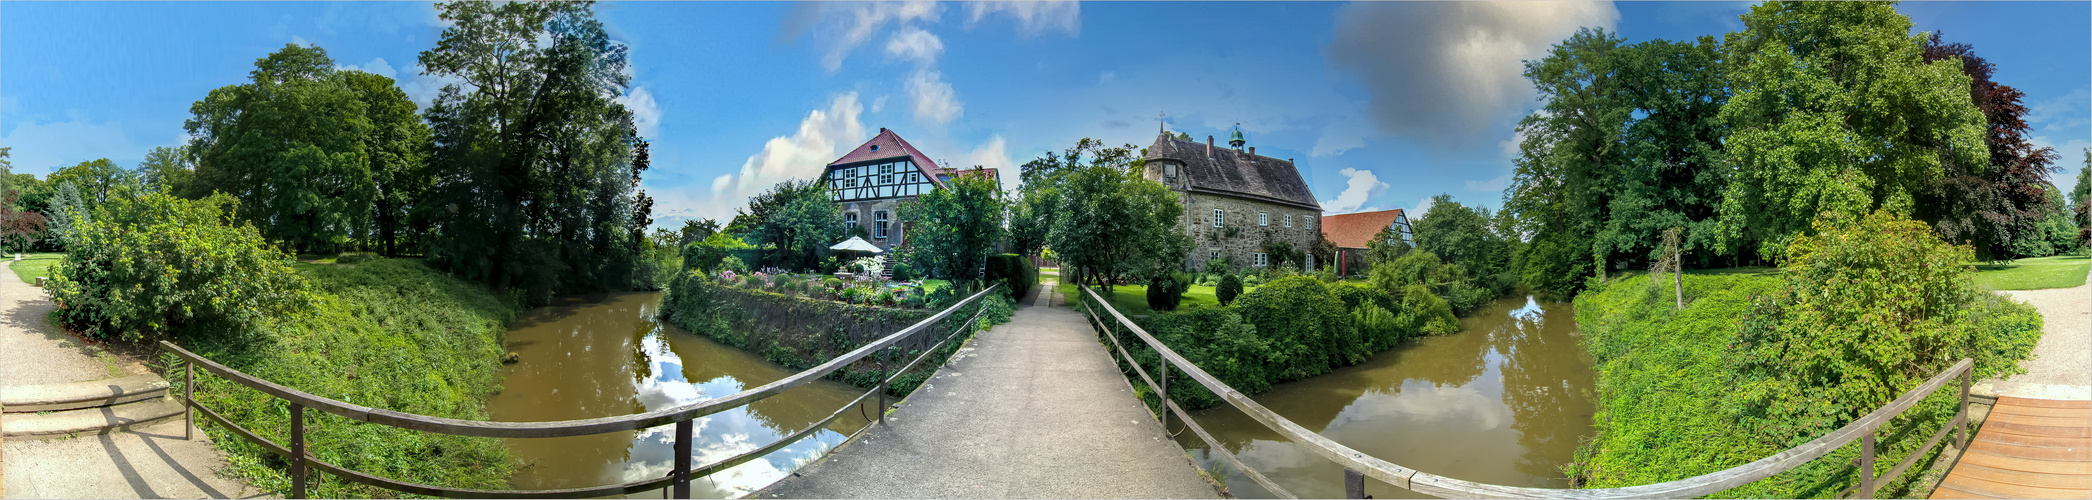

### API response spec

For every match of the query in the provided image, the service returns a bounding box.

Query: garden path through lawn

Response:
[1983,269,2092,400]
[755,277,1218,498]
[0,261,114,386]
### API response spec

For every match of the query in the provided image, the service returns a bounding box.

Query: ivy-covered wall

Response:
[660,277,941,392]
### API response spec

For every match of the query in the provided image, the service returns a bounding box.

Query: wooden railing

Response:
[160,285,1002,499]
[1077,285,1973,499]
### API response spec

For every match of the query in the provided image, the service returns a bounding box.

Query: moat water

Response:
[1172,294,1599,498]
[487,292,875,498]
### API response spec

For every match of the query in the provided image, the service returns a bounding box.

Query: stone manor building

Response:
[1142,127,1323,271]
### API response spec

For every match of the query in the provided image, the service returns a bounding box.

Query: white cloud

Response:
[963,1,1081,37]
[664,93,867,222]
[1098,71,1116,85]
[1320,168,1389,214]
[1312,118,1368,157]
[1328,1,1618,147]
[955,135,1020,193]
[290,34,312,47]
[905,69,964,125]
[1411,195,1438,218]
[883,26,944,65]
[396,62,467,110]
[814,1,941,72]
[618,86,663,139]
[1465,175,1509,193]
[338,57,398,80]
[2027,87,2090,131]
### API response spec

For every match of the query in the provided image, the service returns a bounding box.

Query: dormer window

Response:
[870,145,881,152]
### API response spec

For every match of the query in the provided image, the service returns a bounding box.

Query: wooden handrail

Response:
[163,284,1002,498]
[1078,285,1973,499]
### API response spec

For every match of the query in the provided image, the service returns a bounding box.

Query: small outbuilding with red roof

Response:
[1320,209,1414,276]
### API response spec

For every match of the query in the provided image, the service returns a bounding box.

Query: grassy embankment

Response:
[1971,254,2090,290]
[181,257,521,497]
[1572,271,2043,498]
[1055,280,1263,315]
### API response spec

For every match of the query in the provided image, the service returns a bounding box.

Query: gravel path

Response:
[3,420,269,499]
[757,281,1219,499]
[1984,270,2091,399]
[0,262,117,386]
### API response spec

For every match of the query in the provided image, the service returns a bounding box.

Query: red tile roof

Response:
[1321,209,1406,249]
[828,128,946,189]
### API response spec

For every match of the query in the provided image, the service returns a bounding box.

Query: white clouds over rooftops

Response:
[1328,1,1617,148]
[963,1,1080,37]
[1320,168,1389,215]
[684,93,867,220]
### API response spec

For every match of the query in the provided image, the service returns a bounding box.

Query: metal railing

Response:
[1077,285,1973,499]
[160,285,1001,499]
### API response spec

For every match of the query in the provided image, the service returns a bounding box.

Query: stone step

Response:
[1,374,171,413]
[1,397,185,441]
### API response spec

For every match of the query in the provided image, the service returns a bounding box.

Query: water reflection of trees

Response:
[1496,299,1596,483]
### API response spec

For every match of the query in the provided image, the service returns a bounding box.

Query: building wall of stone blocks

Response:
[836,198,909,251]
[1177,192,1323,272]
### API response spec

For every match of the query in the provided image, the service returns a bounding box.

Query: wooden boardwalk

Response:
[1931,397,2091,499]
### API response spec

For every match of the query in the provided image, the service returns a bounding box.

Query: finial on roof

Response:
[1228,123,1246,150]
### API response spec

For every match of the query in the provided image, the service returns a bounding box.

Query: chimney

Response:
[1207,136,1215,158]
[1249,146,1256,157]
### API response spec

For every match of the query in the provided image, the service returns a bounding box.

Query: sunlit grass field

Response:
[1972,254,2090,290]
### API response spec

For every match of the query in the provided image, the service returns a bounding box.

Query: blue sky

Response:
[5,1,2088,228]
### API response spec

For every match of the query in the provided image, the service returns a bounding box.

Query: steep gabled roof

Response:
[1321,209,1408,249]
[828,128,946,189]
[1144,133,1320,211]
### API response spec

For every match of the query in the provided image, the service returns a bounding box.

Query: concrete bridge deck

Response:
[756,279,1218,498]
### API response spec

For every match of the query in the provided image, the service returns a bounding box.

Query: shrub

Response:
[720,255,750,274]
[1243,274,1262,287]
[824,277,845,291]
[50,191,313,341]
[890,260,918,281]
[1330,281,1396,313]
[1236,276,1363,376]
[984,253,1038,299]
[1216,274,1244,305]
[682,232,751,273]
[1353,303,1406,351]
[1397,284,1459,335]
[1135,307,1272,409]
[1144,272,1192,311]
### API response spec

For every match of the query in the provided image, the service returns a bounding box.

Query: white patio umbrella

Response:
[829,236,883,254]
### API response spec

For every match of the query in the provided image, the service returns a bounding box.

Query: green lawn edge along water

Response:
[1971,254,2091,290]
[182,258,521,498]
[1571,271,2043,498]
[8,252,62,284]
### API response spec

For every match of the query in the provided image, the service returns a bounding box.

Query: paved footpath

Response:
[2,260,265,498]
[1981,269,2092,400]
[757,279,1218,499]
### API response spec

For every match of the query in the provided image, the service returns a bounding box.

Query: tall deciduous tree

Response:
[135,146,195,195]
[1714,1,1988,259]
[902,173,1005,282]
[1917,33,2062,260]
[418,0,646,302]
[339,70,434,256]
[1043,141,1189,293]
[739,179,841,271]
[186,44,376,253]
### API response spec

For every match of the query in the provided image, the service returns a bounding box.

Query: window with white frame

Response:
[1259,212,1268,226]
[1213,209,1224,228]
[1285,214,1292,228]
[1254,253,1268,267]
[874,211,889,239]
[845,212,859,232]
[1210,250,1221,260]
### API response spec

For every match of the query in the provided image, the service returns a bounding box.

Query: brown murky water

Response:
[1174,295,1598,498]
[488,292,874,498]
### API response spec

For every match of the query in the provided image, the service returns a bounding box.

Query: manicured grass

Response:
[1055,279,1250,316]
[6,253,63,284]
[1972,254,2090,290]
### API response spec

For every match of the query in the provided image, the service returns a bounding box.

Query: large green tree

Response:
[135,146,195,195]
[1010,138,1142,260]
[739,179,841,271]
[339,70,435,256]
[901,173,1005,282]
[47,158,130,207]
[1043,142,1189,293]
[185,44,377,253]
[1714,1,1988,259]
[1916,33,2062,260]
[417,0,647,302]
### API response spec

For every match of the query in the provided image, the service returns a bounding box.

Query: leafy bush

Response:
[1133,307,1273,409]
[1215,273,1244,305]
[890,260,919,281]
[1243,274,1262,287]
[984,253,1038,300]
[1397,284,1460,335]
[1144,271,1193,311]
[720,254,750,274]
[823,277,844,291]
[1236,277,1363,376]
[1352,304,1406,352]
[1330,281,1396,313]
[50,191,313,341]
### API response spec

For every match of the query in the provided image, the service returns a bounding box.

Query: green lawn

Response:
[8,253,63,284]
[1973,254,2090,290]
[1055,279,1253,316]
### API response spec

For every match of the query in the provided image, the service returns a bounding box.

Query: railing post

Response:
[1859,432,1875,499]
[1344,467,1368,499]
[673,419,692,499]
[877,346,888,426]
[290,403,307,499]
[184,360,195,441]
[1158,356,1169,429]
[1957,367,1971,448]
